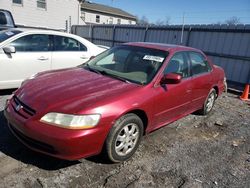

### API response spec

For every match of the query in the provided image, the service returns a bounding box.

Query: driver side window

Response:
[10,34,50,52]
[164,52,190,78]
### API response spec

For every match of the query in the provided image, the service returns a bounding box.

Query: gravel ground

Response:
[0,91,249,188]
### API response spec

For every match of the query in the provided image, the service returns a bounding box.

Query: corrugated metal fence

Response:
[72,24,250,90]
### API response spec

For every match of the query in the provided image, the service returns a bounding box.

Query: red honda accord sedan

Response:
[4,42,225,162]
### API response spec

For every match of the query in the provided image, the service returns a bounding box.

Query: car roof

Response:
[3,28,76,37]
[124,42,201,53]
[0,28,104,50]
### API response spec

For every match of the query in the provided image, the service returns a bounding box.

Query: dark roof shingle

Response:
[81,1,136,20]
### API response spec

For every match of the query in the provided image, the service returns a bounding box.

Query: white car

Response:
[0,29,107,89]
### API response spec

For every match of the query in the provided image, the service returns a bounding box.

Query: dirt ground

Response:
[0,91,249,188]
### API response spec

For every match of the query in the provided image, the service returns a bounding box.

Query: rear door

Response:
[0,34,51,88]
[51,35,91,69]
[188,51,213,110]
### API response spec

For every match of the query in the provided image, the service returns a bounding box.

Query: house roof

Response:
[81,1,137,21]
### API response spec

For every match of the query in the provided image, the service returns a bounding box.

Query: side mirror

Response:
[160,73,182,85]
[3,46,16,54]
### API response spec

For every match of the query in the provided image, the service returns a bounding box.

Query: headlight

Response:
[40,113,101,129]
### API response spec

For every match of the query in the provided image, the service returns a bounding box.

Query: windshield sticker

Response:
[5,31,14,36]
[143,55,164,63]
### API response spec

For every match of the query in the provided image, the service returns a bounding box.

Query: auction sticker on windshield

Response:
[143,55,164,62]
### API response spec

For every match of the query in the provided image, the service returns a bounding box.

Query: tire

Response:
[198,88,217,115]
[104,113,144,163]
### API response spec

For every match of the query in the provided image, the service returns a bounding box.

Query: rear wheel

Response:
[104,113,144,163]
[198,88,217,115]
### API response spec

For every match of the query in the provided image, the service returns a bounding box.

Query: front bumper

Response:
[4,99,109,161]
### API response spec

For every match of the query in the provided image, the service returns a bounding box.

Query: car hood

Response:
[15,67,139,114]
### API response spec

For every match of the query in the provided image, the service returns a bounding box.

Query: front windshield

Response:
[85,45,168,85]
[0,30,22,43]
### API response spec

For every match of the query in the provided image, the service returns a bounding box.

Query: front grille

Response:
[11,96,36,119]
[9,124,57,154]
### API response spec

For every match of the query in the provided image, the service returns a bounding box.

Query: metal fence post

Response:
[186,26,192,46]
[144,26,148,42]
[112,25,116,47]
[91,24,94,43]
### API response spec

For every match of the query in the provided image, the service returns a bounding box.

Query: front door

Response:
[154,52,192,126]
[0,34,51,89]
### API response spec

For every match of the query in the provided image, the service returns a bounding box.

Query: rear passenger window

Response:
[53,36,87,51]
[189,52,211,75]
[164,52,190,78]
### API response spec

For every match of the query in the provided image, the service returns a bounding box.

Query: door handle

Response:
[80,55,88,59]
[38,56,49,61]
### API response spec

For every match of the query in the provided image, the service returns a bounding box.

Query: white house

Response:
[0,0,136,31]
[80,1,136,25]
[0,0,84,31]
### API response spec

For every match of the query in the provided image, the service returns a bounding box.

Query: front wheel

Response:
[198,88,217,115]
[104,113,144,163]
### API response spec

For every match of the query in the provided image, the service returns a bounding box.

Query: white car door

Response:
[0,34,51,89]
[51,35,91,70]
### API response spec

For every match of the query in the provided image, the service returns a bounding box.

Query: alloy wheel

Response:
[206,92,215,112]
[115,123,139,156]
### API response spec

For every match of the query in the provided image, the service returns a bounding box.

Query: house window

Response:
[37,0,46,9]
[109,17,113,24]
[96,15,100,23]
[12,0,22,5]
[117,19,121,24]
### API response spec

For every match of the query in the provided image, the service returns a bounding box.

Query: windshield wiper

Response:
[105,73,132,83]
[84,64,103,75]
[84,64,132,83]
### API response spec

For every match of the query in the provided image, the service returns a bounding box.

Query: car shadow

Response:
[0,110,80,170]
[0,89,16,96]
[86,153,114,164]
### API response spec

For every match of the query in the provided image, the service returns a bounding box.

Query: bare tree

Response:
[155,19,164,26]
[164,16,171,25]
[225,16,241,25]
[137,16,150,25]
[154,16,171,26]
[215,21,222,24]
